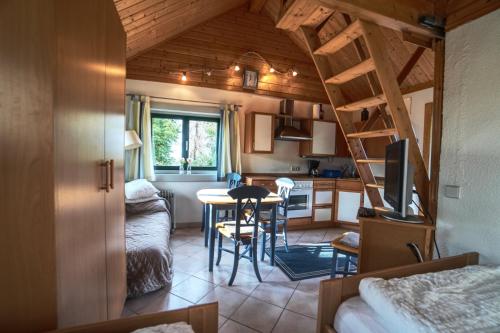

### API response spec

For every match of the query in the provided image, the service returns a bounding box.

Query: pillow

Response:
[125,179,159,200]
[125,193,160,204]
[339,231,360,248]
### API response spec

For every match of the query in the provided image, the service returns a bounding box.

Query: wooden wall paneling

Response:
[105,0,127,319]
[54,0,108,327]
[0,1,58,331]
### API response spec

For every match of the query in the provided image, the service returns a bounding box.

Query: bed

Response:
[316,252,488,333]
[126,196,174,297]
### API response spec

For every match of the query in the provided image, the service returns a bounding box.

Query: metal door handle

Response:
[100,160,110,192]
[109,159,114,190]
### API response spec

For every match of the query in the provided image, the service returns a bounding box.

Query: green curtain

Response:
[219,105,242,178]
[125,95,156,181]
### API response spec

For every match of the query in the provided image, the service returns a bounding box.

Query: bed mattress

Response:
[334,296,388,333]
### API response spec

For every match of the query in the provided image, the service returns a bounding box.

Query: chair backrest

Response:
[275,177,294,215]
[226,173,242,189]
[227,185,270,241]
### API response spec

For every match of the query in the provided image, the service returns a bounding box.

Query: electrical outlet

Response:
[444,185,461,199]
[290,165,301,172]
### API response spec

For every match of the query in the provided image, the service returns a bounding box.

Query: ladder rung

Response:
[325,58,375,85]
[356,158,385,164]
[347,128,397,139]
[366,183,384,189]
[314,20,362,56]
[337,94,387,112]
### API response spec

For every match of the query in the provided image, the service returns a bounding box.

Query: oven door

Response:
[285,189,313,218]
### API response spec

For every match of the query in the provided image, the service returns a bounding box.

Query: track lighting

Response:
[292,69,298,77]
[269,67,275,73]
[206,70,212,76]
[234,65,240,72]
[181,72,187,81]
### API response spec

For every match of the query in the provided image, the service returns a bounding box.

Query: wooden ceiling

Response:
[115,0,438,103]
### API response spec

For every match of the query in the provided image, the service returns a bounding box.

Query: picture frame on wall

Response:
[242,69,259,90]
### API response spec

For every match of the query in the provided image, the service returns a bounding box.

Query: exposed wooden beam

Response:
[249,0,268,13]
[422,102,433,173]
[276,0,334,30]
[400,81,434,95]
[402,31,433,49]
[397,46,425,84]
[318,0,441,38]
[429,39,445,222]
[446,0,500,31]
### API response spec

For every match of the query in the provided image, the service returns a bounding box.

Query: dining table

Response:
[196,188,283,271]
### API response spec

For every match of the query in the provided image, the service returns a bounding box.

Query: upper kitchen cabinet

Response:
[244,112,275,153]
[300,120,349,157]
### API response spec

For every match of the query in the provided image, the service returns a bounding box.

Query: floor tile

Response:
[264,267,299,287]
[273,309,316,333]
[231,297,283,333]
[219,315,228,329]
[170,276,215,303]
[127,290,193,314]
[286,289,319,318]
[174,256,208,274]
[250,281,296,308]
[219,320,259,333]
[197,286,248,317]
[171,270,191,287]
[121,306,137,318]
[296,276,329,295]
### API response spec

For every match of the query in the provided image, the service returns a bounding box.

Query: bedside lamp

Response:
[125,130,142,150]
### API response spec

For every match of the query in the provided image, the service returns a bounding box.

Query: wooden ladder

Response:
[299,20,430,209]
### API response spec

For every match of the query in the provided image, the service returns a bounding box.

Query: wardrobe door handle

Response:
[109,159,114,190]
[100,160,110,192]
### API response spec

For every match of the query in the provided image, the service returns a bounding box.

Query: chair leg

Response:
[261,229,266,261]
[331,248,338,278]
[283,219,289,252]
[343,254,350,277]
[228,243,240,286]
[251,238,262,282]
[216,233,223,266]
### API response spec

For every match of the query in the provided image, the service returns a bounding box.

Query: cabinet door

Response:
[312,121,336,155]
[314,190,333,205]
[336,190,363,223]
[313,207,333,222]
[253,113,274,153]
[104,0,126,320]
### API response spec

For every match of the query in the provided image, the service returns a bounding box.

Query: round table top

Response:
[196,188,283,205]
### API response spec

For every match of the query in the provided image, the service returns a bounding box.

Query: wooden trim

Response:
[51,303,219,333]
[422,102,433,173]
[402,31,433,49]
[446,0,500,31]
[317,253,480,333]
[429,39,445,222]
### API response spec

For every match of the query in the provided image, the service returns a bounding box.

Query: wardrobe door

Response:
[54,0,108,327]
[104,0,127,319]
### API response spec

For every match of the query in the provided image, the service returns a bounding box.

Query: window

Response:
[152,113,220,170]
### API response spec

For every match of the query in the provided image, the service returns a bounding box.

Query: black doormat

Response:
[265,244,349,281]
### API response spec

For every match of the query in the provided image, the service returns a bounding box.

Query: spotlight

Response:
[292,69,298,77]
[181,72,187,81]
[269,67,275,73]
[234,65,240,72]
[206,70,212,76]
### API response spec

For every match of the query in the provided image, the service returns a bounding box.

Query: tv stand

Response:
[380,211,424,224]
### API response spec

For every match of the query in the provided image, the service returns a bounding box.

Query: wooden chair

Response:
[330,233,359,278]
[215,185,270,286]
[259,177,294,260]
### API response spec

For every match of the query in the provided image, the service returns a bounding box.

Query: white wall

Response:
[437,10,500,264]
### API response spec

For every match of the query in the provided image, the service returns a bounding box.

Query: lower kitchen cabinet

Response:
[335,190,364,224]
[313,206,333,222]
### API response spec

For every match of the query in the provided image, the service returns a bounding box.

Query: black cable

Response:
[412,193,441,259]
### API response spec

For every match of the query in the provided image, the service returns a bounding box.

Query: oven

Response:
[283,180,313,218]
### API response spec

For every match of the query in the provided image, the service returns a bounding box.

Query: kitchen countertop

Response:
[243,173,362,181]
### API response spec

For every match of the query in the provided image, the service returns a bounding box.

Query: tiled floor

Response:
[124,227,348,333]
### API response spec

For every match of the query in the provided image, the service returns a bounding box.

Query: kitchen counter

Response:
[243,173,361,181]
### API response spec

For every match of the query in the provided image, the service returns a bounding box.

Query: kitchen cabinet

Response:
[312,179,335,224]
[300,120,349,157]
[335,180,364,224]
[244,112,275,153]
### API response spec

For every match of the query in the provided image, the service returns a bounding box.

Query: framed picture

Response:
[242,69,259,90]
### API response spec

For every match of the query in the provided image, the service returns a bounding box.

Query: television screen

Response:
[384,139,407,214]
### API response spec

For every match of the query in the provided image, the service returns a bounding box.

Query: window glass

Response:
[188,120,218,168]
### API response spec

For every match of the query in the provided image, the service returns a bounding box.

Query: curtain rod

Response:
[126,94,242,107]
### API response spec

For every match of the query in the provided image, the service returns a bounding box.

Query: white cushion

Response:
[339,232,359,248]
[125,179,159,200]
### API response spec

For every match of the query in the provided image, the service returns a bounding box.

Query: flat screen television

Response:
[381,138,423,223]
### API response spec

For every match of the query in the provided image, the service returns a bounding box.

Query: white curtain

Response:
[125,95,156,181]
[219,104,242,178]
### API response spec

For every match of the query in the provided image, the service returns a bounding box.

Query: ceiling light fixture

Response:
[292,69,298,77]
[181,71,187,81]
[269,67,275,73]
[206,70,212,76]
[234,65,240,72]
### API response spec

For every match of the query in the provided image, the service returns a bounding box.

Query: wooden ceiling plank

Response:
[446,0,500,31]
[249,0,268,13]
[317,0,441,38]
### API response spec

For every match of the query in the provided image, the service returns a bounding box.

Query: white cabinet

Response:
[314,190,333,205]
[244,112,275,153]
[336,190,363,223]
[312,121,336,155]
[313,207,333,222]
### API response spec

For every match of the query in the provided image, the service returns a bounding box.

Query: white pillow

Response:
[125,179,159,200]
[339,231,360,248]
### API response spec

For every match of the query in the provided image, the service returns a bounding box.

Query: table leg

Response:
[209,204,217,272]
[203,204,209,247]
[270,205,277,266]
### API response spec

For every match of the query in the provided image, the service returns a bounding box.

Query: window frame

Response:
[151,113,221,171]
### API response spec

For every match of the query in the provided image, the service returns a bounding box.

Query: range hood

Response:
[275,99,312,141]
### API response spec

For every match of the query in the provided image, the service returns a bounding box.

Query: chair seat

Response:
[259,211,287,222]
[216,222,255,240]
[331,236,359,255]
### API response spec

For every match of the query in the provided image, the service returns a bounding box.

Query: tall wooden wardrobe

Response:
[0,0,126,331]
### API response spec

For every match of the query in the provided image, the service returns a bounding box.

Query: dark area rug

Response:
[266,244,349,281]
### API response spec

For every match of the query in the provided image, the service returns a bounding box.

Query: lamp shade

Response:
[125,130,142,150]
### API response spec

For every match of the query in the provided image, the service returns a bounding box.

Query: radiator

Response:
[158,189,176,233]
